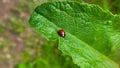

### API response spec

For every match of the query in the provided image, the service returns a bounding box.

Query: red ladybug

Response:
[58,29,66,38]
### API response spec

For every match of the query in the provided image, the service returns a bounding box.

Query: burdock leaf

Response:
[29,1,120,68]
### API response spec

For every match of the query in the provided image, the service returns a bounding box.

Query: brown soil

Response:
[0,0,19,22]
[0,0,25,68]
[0,0,47,68]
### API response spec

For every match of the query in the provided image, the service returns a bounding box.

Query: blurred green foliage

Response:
[16,41,80,68]
[83,0,120,14]
[0,22,15,49]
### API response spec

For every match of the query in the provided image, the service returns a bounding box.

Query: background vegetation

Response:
[0,0,120,68]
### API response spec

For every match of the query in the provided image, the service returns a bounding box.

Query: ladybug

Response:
[58,29,66,38]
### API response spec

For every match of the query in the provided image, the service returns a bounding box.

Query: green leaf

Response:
[15,62,33,68]
[29,1,120,68]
